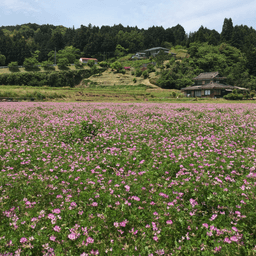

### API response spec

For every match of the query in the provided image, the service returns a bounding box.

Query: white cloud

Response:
[0,0,39,13]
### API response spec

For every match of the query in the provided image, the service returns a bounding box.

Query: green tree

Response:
[221,18,233,43]
[87,60,95,68]
[57,57,69,69]
[110,61,123,72]
[0,53,6,65]
[8,61,19,72]
[23,57,39,71]
[114,44,128,58]
[41,60,55,71]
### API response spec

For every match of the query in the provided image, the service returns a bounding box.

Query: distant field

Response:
[0,85,254,103]
[0,65,90,74]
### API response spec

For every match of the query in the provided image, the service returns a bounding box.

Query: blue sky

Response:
[0,0,255,33]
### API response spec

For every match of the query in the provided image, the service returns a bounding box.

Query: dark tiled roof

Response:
[192,72,226,80]
[182,82,249,91]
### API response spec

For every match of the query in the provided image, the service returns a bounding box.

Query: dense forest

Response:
[1,18,256,89]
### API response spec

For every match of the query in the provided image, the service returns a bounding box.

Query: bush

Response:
[142,70,149,79]
[87,60,96,68]
[224,93,244,100]
[133,78,137,83]
[110,61,123,72]
[98,61,108,68]
[57,58,69,70]
[74,60,83,69]
[147,64,155,73]
[135,69,142,77]
[8,62,19,72]
[41,60,55,71]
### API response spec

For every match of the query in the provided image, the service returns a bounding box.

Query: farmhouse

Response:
[79,58,98,64]
[181,72,248,98]
[131,47,176,59]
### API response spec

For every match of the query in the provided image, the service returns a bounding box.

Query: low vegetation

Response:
[1,103,256,255]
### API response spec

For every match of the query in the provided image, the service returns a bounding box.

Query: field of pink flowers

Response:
[0,102,256,256]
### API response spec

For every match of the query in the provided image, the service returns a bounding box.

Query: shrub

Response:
[135,69,142,77]
[147,64,155,73]
[57,58,69,69]
[110,61,123,72]
[41,60,55,71]
[8,62,19,72]
[74,60,83,69]
[142,70,149,79]
[133,78,137,83]
[87,60,96,68]
[98,61,108,68]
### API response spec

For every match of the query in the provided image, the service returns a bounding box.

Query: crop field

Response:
[1,102,256,255]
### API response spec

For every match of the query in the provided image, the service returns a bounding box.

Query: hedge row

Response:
[0,69,105,87]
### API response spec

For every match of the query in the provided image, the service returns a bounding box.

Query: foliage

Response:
[41,60,55,71]
[87,60,95,68]
[98,61,108,68]
[8,61,19,72]
[135,69,142,77]
[0,53,6,65]
[142,70,149,79]
[110,61,123,72]
[0,70,96,87]
[23,58,39,71]
[114,44,129,58]
[57,57,69,69]
[74,59,83,69]
[146,63,155,73]
[1,103,256,255]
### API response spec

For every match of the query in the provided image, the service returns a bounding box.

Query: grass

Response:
[1,103,256,255]
[1,85,254,103]
[0,65,89,74]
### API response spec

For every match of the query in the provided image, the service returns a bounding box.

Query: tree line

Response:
[0,18,255,67]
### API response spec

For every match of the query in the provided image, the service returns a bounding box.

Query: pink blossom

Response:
[20,237,27,243]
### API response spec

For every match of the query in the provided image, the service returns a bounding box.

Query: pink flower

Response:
[20,237,27,243]
[92,202,98,207]
[52,208,61,214]
[202,223,209,228]
[86,237,94,244]
[166,220,173,225]
[114,222,119,228]
[49,235,56,241]
[53,225,61,232]
[224,237,231,243]
[210,214,217,221]
[232,227,238,232]
[153,236,158,242]
[120,221,126,227]
[68,233,77,240]
[48,213,55,220]
[70,202,77,207]
[230,236,239,242]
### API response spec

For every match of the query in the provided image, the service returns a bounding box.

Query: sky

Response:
[0,0,256,33]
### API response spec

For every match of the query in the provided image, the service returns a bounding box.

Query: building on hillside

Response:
[131,52,147,60]
[144,47,170,57]
[79,58,98,64]
[131,47,176,60]
[181,72,248,98]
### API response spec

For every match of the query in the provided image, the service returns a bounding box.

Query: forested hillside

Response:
[1,18,256,89]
